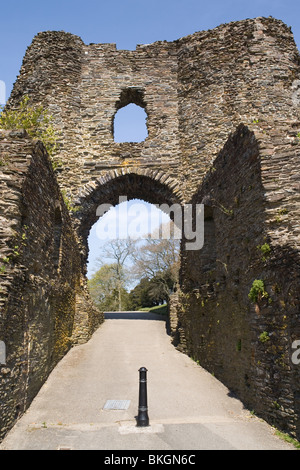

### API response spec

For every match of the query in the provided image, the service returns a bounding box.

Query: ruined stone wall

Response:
[173,125,300,438]
[0,130,103,439]
[7,18,300,205]
[8,32,182,202]
[177,17,300,197]
[2,16,300,439]
[172,18,300,438]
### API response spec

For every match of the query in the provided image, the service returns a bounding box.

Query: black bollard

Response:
[137,367,149,427]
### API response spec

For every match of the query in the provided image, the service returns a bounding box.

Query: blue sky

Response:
[1,0,299,278]
[1,0,300,101]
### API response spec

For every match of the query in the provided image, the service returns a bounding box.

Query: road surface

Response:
[0,311,294,451]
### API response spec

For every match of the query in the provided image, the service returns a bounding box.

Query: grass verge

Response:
[275,430,300,449]
[139,304,168,316]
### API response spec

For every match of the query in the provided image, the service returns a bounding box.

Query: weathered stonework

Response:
[0,130,103,439]
[1,16,299,440]
[173,124,300,438]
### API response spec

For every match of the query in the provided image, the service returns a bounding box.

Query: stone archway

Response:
[68,169,185,346]
[72,170,184,267]
[1,17,300,441]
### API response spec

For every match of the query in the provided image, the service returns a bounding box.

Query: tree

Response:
[131,223,180,302]
[127,269,178,310]
[127,277,159,310]
[95,238,136,311]
[88,263,131,311]
[89,222,180,312]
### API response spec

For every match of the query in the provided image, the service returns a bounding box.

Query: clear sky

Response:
[1,0,299,278]
[1,0,300,101]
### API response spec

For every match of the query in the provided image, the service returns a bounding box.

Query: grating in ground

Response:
[103,400,131,410]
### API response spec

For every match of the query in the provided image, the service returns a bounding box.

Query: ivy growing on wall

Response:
[0,96,59,163]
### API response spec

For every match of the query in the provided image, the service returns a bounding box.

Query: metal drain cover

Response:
[103,400,131,410]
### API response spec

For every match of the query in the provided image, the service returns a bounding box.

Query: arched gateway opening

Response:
[72,172,184,271]
[71,171,184,328]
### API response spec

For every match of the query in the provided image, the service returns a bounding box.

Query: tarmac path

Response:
[0,312,294,451]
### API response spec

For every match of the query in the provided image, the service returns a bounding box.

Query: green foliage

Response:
[278,208,289,215]
[248,279,268,303]
[88,225,179,312]
[127,277,156,310]
[131,231,180,303]
[147,304,168,316]
[259,331,270,343]
[139,304,168,316]
[0,256,10,273]
[257,243,271,261]
[61,190,73,212]
[60,190,81,213]
[128,271,175,311]
[275,430,300,449]
[12,245,20,259]
[0,95,59,159]
[212,198,233,216]
[88,263,131,312]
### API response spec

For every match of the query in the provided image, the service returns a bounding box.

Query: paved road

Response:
[0,312,294,451]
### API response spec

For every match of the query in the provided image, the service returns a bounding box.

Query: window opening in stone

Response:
[113,104,148,143]
[87,199,180,312]
[53,206,63,270]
